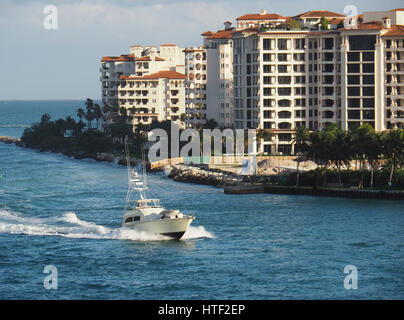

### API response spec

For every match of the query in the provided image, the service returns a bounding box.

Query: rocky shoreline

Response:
[1,136,277,188]
[162,164,275,188]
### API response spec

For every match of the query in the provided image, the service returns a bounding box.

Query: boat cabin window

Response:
[133,216,140,221]
[125,217,133,223]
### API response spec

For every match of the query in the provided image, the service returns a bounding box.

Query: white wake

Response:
[0,210,214,241]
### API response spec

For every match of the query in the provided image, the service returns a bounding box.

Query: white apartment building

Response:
[101,55,135,110]
[183,47,208,128]
[101,44,185,128]
[184,26,236,130]
[232,9,404,154]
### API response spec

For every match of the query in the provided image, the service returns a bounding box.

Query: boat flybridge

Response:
[122,144,195,240]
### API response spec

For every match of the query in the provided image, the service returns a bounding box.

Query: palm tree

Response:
[383,128,404,187]
[76,108,85,122]
[84,98,95,129]
[65,116,76,137]
[331,128,351,185]
[40,113,51,126]
[351,124,375,188]
[292,126,310,186]
[366,131,383,188]
[204,119,218,130]
[256,128,274,154]
[93,104,102,131]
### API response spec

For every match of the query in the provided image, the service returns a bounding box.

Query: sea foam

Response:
[0,210,214,241]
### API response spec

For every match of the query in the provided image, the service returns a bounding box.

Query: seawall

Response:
[225,184,404,200]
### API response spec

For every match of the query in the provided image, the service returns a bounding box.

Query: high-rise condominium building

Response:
[101,44,185,128]
[232,9,404,154]
[100,8,404,155]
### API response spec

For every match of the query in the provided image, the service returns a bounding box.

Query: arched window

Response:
[278,122,292,129]
[278,99,291,107]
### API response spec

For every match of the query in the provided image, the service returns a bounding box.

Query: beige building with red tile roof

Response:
[101,44,185,127]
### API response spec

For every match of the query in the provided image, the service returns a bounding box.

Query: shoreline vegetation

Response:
[1,99,403,199]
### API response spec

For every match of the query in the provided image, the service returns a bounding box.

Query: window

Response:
[362,75,374,85]
[362,52,374,61]
[348,75,360,85]
[278,65,288,73]
[278,99,291,107]
[348,64,360,73]
[278,53,288,61]
[263,53,271,62]
[363,98,374,108]
[324,38,334,49]
[347,52,360,61]
[133,216,140,221]
[348,110,360,119]
[278,111,291,119]
[263,65,272,73]
[362,87,374,96]
[278,133,292,141]
[363,110,374,119]
[278,122,291,129]
[349,35,376,50]
[348,98,360,108]
[348,87,360,96]
[295,39,305,49]
[362,64,374,73]
[278,88,291,96]
[263,39,272,50]
[263,88,272,96]
[278,76,291,84]
[125,217,133,223]
[278,39,287,50]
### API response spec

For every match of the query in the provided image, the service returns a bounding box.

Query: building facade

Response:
[101,45,185,128]
[100,9,404,155]
[232,9,404,154]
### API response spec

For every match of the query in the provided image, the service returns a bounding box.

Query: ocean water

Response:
[0,101,403,300]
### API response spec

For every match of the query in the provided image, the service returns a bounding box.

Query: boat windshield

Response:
[135,199,161,208]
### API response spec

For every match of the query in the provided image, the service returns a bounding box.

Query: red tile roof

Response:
[340,21,384,31]
[101,55,135,62]
[121,71,185,80]
[391,8,404,11]
[134,56,165,61]
[205,29,238,39]
[160,44,177,47]
[383,25,404,36]
[329,18,344,25]
[237,13,286,20]
[201,31,214,36]
[293,10,345,19]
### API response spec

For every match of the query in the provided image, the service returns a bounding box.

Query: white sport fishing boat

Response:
[122,144,195,240]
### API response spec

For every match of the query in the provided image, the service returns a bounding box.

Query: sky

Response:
[0,0,402,100]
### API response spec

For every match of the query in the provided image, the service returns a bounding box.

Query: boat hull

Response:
[125,217,193,240]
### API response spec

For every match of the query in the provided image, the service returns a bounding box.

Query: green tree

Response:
[93,104,103,131]
[350,124,375,188]
[292,126,310,186]
[320,17,329,30]
[84,98,95,129]
[76,108,85,122]
[331,128,351,185]
[383,128,404,186]
[285,19,303,30]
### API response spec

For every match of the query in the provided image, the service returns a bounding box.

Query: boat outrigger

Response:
[122,144,195,240]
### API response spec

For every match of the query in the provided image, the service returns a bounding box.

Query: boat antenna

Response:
[141,143,147,190]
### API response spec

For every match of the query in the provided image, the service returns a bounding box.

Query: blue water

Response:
[0,101,403,299]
